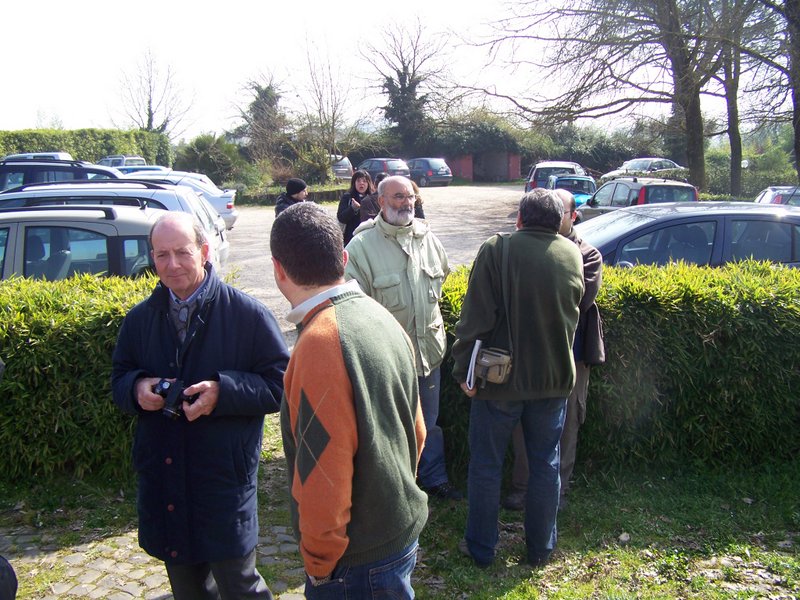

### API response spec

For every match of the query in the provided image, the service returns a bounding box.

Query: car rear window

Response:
[534,167,575,182]
[387,160,408,170]
[645,186,695,203]
[426,159,448,169]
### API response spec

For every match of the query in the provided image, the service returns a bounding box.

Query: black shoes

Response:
[423,481,463,500]
[458,539,492,569]
[503,491,525,511]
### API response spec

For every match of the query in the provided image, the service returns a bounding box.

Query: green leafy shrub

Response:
[0,275,154,481]
[439,261,800,478]
[0,128,172,165]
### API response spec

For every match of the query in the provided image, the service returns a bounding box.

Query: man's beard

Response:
[384,205,413,226]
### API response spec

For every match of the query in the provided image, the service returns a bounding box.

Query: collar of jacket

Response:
[375,212,429,239]
[519,225,558,237]
[147,262,220,313]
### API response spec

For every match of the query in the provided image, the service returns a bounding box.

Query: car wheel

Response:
[419,176,428,187]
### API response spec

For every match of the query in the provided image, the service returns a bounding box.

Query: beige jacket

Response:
[345,214,449,376]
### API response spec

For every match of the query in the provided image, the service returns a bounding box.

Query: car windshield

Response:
[575,210,657,247]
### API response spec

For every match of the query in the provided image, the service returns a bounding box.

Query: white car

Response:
[122,171,238,229]
[0,180,229,267]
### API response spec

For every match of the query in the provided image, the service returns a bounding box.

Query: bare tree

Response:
[700,0,777,195]
[747,0,800,178]
[117,49,192,139]
[295,46,368,158]
[361,20,453,154]
[468,0,730,190]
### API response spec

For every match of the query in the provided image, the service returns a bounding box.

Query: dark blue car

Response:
[575,202,800,267]
[407,158,452,187]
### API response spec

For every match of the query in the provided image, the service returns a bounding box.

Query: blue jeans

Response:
[465,397,566,565]
[304,541,418,599]
[417,368,449,488]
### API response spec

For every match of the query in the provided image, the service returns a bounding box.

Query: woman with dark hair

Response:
[338,170,374,245]
[359,172,388,223]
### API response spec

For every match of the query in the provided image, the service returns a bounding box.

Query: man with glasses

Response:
[112,212,289,599]
[345,176,461,500]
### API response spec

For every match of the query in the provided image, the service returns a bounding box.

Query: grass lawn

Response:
[1,413,797,598]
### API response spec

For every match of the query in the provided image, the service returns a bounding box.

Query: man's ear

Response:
[515,212,523,230]
[342,249,349,269]
[272,256,287,283]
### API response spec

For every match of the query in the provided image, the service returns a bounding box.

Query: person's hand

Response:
[460,382,477,398]
[352,199,361,210]
[135,377,169,411]
[182,380,219,421]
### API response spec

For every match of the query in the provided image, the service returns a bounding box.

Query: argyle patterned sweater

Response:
[280,289,428,577]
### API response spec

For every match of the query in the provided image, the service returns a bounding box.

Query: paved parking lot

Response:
[222,183,522,337]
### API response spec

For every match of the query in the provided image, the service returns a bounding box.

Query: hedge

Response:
[0,275,154,481]
[439,260,800,479]
[2,261,798,483]
[0,128,172,166]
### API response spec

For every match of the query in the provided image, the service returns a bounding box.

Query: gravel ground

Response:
[222,183,522,342]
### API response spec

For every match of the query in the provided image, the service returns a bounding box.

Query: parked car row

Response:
[327,157,453,187]
[0,154,237,282]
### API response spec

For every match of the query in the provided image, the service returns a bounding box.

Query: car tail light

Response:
[774,194,783,204]
[637,188,646,204]
[226,201,234,209]
[427,169,433,176]
[693,188,699,201]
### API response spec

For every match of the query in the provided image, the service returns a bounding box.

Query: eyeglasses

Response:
[390,193,416,201]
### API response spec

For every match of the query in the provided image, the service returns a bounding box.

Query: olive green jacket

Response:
[345,214,449,376]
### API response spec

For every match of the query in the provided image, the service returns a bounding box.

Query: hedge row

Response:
[439,261,800,478]
[0,275,154,480]
[1,262,798,482]
[0,128,172,166]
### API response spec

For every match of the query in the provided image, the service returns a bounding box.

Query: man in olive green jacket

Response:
[345,176,461,501]
[451,188,584,568]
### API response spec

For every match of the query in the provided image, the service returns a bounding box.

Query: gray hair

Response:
[518,188,563,232]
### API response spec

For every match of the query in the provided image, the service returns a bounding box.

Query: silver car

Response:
[0,204,162,280]
[122,171,238,229]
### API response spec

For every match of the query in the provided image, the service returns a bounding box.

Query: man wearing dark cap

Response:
[275,178,309,215]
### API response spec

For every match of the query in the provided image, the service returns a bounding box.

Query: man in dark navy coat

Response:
[112,212,289,600]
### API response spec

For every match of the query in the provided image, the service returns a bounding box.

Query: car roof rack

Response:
[0,179,169,194]
[0,157,98,167]
[0,204,121,219]
[17,196,150,210]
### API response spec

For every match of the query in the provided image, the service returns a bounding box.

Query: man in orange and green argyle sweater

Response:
[270,202,428,599]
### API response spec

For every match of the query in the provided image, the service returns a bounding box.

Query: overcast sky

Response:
[2,0,508,142]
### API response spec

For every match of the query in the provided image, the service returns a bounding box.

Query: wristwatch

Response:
[308,573,332,586]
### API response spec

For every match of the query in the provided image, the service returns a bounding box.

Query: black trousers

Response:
[165,548,273,600]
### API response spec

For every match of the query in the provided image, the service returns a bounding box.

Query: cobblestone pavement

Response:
[1,523,306,599]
